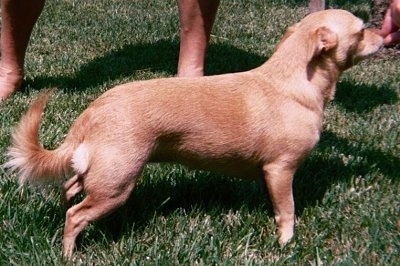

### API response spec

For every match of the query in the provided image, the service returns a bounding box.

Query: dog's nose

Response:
[365,29,384,47]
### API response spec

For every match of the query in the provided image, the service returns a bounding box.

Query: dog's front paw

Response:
[275,214,295,246]
[278,228,294,246]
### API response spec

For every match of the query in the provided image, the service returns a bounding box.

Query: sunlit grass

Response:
[1,0,399,264]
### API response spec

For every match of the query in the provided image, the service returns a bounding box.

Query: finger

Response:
[391,0,400,27]
[380,9,397,37]
[384,31,400,45]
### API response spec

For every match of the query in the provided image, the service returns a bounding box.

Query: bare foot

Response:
[0,66,23,101]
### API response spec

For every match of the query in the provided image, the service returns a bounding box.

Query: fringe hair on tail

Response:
[3,90,75,185]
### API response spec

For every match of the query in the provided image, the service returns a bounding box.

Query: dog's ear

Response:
[306,26,338,61]
[274,23,300,52]
[314,26,338,54]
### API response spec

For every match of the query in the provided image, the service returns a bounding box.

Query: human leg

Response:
[0,0,45,100]
[308,0,325,13]
[177,0,220,77]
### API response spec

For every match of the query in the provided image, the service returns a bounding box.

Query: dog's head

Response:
[275,9,383,70]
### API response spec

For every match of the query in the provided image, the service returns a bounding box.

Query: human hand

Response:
[380,0,400,45]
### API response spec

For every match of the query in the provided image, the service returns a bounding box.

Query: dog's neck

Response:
[254,38,341,113]
[307,53,341,104]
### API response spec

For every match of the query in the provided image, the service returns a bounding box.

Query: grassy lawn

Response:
[1,0,399,264]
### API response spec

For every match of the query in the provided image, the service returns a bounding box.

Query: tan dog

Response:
[4,9,382,257]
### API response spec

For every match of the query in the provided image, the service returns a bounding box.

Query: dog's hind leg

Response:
[62,174,83,208]
[263,161,296,245]
[61,158,143,258]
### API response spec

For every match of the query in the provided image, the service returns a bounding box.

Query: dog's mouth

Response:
[341,28,383,69]
[356,28,384,57]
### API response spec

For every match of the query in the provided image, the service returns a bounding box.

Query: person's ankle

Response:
[177,65,204,77]
[0,66,23,101]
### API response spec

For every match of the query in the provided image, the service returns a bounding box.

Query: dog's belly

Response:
[149,144,263,180]
[150,157,263,180]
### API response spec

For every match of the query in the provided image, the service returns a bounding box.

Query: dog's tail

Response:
[4,90,76,185]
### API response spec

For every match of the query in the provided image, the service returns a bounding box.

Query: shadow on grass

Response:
[94,173,269,241]
[22,39,265,93]
[334,80,399,113]
[294,131,400,211]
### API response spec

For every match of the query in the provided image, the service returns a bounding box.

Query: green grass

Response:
[1,0,399,264]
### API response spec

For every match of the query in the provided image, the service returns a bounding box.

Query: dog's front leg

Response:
[263,162,296,245]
